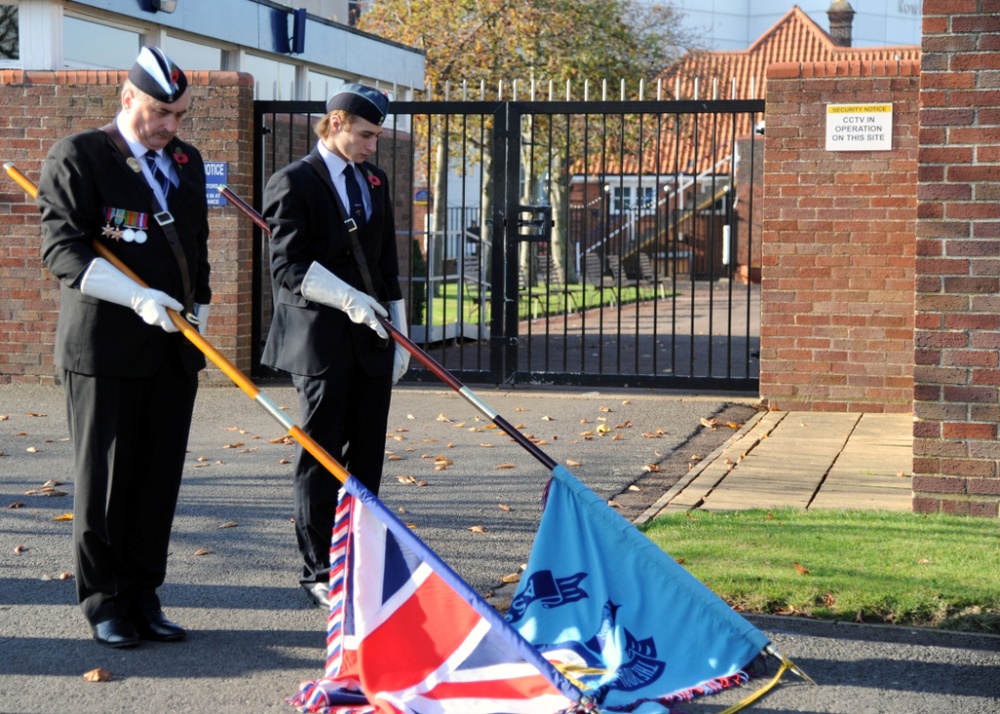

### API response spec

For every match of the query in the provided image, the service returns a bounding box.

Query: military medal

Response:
[127,157,142,173]
[103,207,148,244]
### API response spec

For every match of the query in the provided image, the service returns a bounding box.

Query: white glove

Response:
[79,258,181,333]
[301,261,388,339]
[193,303,210,333]
[388,299,410,385]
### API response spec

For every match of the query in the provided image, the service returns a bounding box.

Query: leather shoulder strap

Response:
[302,153,381,304]
[100,123,194,312]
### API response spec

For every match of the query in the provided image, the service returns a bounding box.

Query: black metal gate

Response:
[252,97,763,390]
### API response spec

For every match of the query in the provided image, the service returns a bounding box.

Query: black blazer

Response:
[261,149,401,378]
[38,129,211,377]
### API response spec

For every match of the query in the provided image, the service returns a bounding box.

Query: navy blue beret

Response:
[326,83,389,126]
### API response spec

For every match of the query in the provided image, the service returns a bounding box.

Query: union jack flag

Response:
[288,476,588,714]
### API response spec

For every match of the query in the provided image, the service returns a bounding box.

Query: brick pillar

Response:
[914,3,1000,517]
[761,60,919,413]
[0,70,255,385]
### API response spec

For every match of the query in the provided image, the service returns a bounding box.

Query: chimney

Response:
[827,0,856,47]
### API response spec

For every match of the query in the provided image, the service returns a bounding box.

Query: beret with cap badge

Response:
[326,83,389,126]
[129,47,188,104]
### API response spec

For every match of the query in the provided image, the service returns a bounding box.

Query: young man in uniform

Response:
[261,84,409,608]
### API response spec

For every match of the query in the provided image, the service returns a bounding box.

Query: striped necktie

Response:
[144,150,171,201]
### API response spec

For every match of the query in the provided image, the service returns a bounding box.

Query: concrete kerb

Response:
[634,408,768,525]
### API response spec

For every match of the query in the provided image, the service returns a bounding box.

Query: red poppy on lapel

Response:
[172,147,189,166]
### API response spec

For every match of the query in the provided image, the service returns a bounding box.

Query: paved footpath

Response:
[1,383,997,714]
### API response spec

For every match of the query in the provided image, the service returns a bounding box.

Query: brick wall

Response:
[0,70,255,385]
[760,60,920,412]
[913,1,1000,517]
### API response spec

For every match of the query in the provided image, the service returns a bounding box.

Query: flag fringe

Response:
[602,670,751,712]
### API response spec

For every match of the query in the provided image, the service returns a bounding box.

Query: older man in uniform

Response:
[261,84,409,609]
[37,47,211,647]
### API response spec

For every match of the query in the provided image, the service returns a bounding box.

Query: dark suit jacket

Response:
[261,149,401,377]
[37,129,211,378]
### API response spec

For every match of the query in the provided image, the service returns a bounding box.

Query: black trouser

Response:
[63,363,197,624]
[291,363,391,587]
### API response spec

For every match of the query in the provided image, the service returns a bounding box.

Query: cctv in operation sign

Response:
[825,103,892,151]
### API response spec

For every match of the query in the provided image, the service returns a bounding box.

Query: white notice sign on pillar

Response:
[825,104,893,151]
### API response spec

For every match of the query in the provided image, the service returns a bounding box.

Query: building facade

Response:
[0,0,423,100]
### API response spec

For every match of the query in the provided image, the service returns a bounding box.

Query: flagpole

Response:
[5,162,351,485]
[217,184,560,472]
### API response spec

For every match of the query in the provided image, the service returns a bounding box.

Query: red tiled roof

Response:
[588,6,920,176]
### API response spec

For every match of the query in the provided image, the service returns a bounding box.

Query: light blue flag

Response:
[508,465,770,711]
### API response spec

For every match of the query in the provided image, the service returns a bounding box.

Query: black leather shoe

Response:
[91,618,141,648]
[131,609,186,642]
[302,582,330,609]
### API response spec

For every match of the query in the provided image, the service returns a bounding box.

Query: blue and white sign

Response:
[205,162,228,206]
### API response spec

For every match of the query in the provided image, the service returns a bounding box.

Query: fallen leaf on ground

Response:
[643,464,660,473]
[793,561,810,575]
[27,413,47,418]
[194,547,212,556]
[8,502,26,509]
[53,513,73,521]
[397,475,417,484]
[497,464,515,469]
[222,442,244,449]
[700,418,717,430]
[436,413,452,423]
[501,572,521,583]
[468,525,488,534]
[674,557,685,564]
[57,571,73,580]
[83,668,111,682]
[14,544,25,554]
[218,521,238,529]
[25,446,38,453]
[566,459,581,467]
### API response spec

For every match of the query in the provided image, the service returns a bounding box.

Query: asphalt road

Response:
[1,383,997,714]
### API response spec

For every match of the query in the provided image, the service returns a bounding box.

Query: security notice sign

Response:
[825,103,892,151]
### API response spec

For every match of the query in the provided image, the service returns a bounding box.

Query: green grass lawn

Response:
[417,281,668,325]
[641,508,1000,633]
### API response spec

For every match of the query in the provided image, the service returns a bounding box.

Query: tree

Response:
[361,0,700,286]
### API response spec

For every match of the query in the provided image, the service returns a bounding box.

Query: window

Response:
[611,186,631,215]
[242,52,297,100]
[64,16,140,69]
[165,36,223,71]
[638,186,656,214]
[0,4,17,61]
[306,70,344,102]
